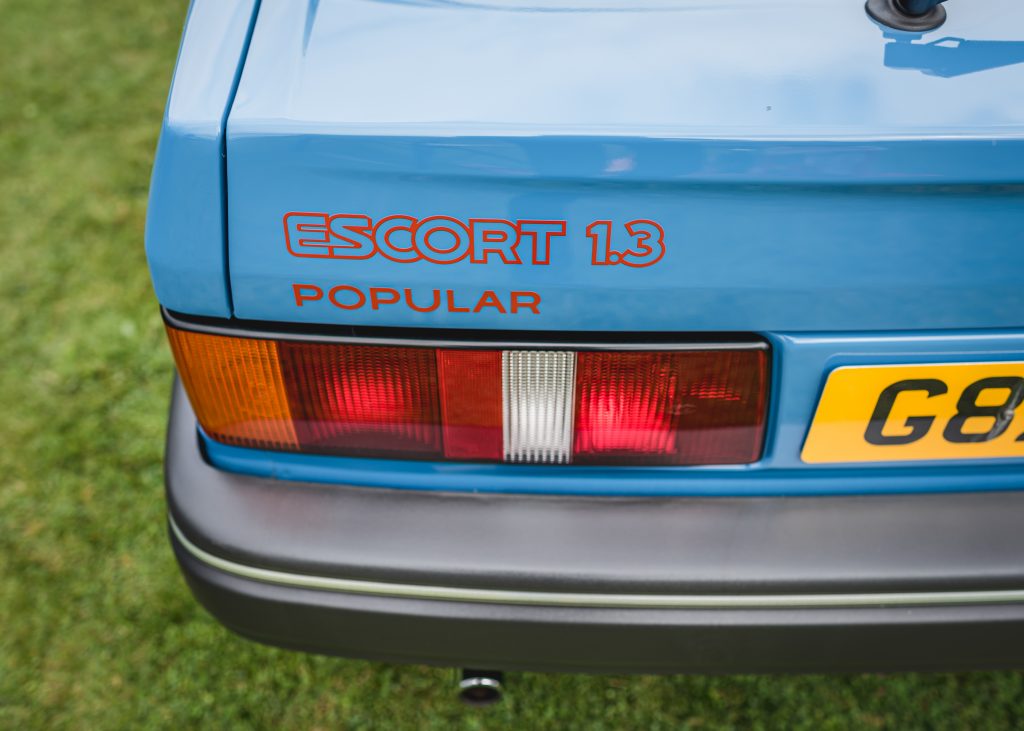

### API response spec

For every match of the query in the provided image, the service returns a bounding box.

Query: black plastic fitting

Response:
[866,0,948,31]
[900,0,948,15]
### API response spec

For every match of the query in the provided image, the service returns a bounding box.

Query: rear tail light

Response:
[278,342,443,459]
[503,350,577,464]
[437,349,503,461]
[573,351,767,465]
[166,328,298,451]
[166,324,768,466]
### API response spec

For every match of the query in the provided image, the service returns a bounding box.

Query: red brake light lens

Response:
[278,342,443,459]
[166,324,768,466]
[436,349,503,461]
[573,351,767,465]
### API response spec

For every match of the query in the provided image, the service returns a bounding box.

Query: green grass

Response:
[0,0,1023,728]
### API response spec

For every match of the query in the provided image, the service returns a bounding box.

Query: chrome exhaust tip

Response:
[458,669,504,706]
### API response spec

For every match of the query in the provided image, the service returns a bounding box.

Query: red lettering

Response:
[446,290,471,313]
[369,287,401,309]
[295,283,539,316]
[517,220,566,265]
[622,219,666,268]
[510,291,541,314]
[374,215,420,262]
[293,283,323,306]
[326,213,376,258]
[469,219,522,264]
[588,219,665,267]
[415,216,472,264]
[404,288,441,313]
[328,285,366,310]
[473,290,507,314]
[284,212,332,258]
[587,220,617,265]
[284,213,666,270]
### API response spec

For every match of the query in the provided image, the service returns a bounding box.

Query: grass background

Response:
[1,0,1022,728]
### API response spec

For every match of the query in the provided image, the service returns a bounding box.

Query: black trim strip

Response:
[162,308,770,351]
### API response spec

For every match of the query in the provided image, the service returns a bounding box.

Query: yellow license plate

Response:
[802,362,1024,464]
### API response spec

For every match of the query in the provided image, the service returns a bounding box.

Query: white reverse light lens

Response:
[502,350,576,464]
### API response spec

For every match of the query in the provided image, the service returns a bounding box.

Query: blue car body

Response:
[148,0,1024,672]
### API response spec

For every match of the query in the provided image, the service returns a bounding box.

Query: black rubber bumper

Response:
[167,379,1024,673]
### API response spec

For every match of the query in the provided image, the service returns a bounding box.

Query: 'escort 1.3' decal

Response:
[283,212,666,316]
[283,212,666,268]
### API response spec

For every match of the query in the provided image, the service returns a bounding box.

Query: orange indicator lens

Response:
[166,328,298,450]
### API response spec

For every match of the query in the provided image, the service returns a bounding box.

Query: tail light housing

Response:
[166,322,768,466]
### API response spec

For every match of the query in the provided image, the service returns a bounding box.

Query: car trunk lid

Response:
[224,0,1024,332]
